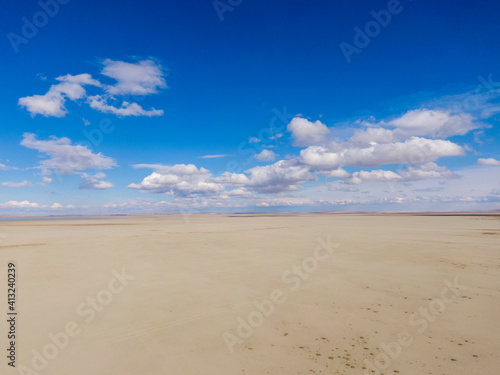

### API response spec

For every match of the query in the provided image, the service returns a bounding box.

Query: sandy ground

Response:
[0,213,499,375]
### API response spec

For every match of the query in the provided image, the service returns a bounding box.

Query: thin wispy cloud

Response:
[200,154,229,159]
[1,180,33,188]
[0,163,18,171]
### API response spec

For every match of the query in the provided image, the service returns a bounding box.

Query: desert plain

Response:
[0,212,499,374]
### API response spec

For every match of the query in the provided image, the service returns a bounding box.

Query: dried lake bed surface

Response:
[0,213,499,374]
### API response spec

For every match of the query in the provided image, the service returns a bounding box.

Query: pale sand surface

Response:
[0,213,499,374]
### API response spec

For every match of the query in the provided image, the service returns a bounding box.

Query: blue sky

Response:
[1,0,500,215]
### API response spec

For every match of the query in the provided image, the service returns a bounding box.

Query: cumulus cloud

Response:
[1,181,32,188]
[300,137,464,170]
[20,133,117,175]
[125,100,491,209]
[317,168,350,179]
[79,172,113,190]
[226,188,256,198]
[0,200,77,212]
[352,109,482,143]
[254,149,276,161]
[350,127,398,145]
[245,160,316,193]
[101,59,166,95]
[128,164,225,196]
[219,159,316,194]
[129,158,317,198]
[287,117,330,146]
[19,59,166,118]
[345,170,403,185]
[398,162,460,181]
[18,74,101,117]
[388,109,479,138]
[477,158,500,166]
[0,200,40,208]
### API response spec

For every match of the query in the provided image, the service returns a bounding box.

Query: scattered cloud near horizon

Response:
[478,157,500,166]
[4,85,500,214]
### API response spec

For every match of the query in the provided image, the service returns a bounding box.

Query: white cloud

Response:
[18,74,101,117]
[254,149,276,161]
[350,109,482,146]
[87,95,164,117]
[0,200,40,208]
[229,159,316,194]
[200,154,228,159]
[1,180,32,188]
[0,164,17,171]
[128,164,225,196]
[226,188,255,198]
[20,133,117,175]
[79,172,113,190]
[477,158,500,166]
[388,109,479,138]
[130,159,316,198]
[256,196,313,207]
[51,203,63,209]
[398,162,460,181]
[287,117,330,146]
[19,59,166,118]
[18,91,66,117]
[318,167,351,179]
[101,59,166,96]
[249,137,261,143]
[345,170,403,185]
[299,137,464,170]
[350,127,397,145]
[233,164,295,191]
[216,171,251,187]
[42,176,53,183]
